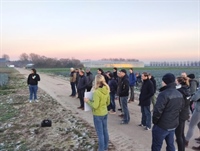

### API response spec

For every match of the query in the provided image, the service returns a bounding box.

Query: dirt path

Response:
[16,68,197,151]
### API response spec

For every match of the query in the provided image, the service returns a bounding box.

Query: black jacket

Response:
[108,78,118,94]
[177,85,191,120]
[139,79,154,106]
[86,72,94,87]
[153,83,183,130]
[118,75,129,97]
[77,75,88,90]
[150,76,156,94]
[27,73,40,85]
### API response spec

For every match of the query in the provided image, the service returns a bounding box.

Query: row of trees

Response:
[2,53,84,68]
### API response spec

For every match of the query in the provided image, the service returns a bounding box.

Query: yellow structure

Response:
[82,60,144,68]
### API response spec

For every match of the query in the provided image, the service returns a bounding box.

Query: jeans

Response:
[120,96,130,123]
[185,110,200,141]
[93,115,109,151]
[152,125,175,151]
[141,105,151,128]
[129,86,135,101]
[110,93,116,112]
[29,85,38,100]
[78,89,85,107]
[70,82,76,96]
[175,119,186,151]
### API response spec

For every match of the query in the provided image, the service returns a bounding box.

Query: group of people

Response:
[27,67,200,151]
[69,67,200,151]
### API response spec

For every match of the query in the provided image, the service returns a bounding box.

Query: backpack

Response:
[41,119,52,127]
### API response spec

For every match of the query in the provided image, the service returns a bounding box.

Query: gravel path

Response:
[16,68,197,151]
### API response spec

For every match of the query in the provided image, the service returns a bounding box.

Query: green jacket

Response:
[87,86,110,116]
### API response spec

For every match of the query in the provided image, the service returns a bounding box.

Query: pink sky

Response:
[1,1,199,63]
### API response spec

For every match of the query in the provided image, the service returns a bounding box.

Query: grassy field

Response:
[36,66,200,89]
[0,67,115,150]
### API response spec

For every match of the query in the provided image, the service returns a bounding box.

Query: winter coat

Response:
[27,73,40,85]
[70,71,76,83]
[87,86,110,116]
[177,85,191,120]
[118,75,129,97]
[108,78,118,94]
[77,75,87,90]
[150,76,157,94]
[129,73,136,87]
[139,79,154,106]
[189,79,199,95]
[86,72,94,87]
[153,83,183,130]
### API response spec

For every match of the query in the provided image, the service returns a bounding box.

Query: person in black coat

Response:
[107,72,118,113]
[139,72,154,130]
[77,69,88,110]
[175,76,191,151]
[148,73,157,109]
[152,73,184,151]
[27,68,40,103]
[118,69,130,124]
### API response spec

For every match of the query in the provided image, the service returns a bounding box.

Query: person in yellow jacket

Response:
[84,74,110,151]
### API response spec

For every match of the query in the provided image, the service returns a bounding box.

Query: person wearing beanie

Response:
[138,72,154,130]
[152,73,184,151]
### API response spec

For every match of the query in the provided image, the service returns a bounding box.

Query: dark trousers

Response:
[86,86,92,92]
[129,86,135,101]
[70,82,76,96]
[78,89,85,107]
[175,119,186,151]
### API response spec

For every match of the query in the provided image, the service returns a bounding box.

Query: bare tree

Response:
[19,53,29,62]
[2,54,10,61]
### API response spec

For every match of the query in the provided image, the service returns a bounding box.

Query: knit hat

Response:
[120,69,127,74]
[187,74,195,79]
[162,73,175,85]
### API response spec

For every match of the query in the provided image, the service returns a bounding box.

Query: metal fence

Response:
[0,74,8,86]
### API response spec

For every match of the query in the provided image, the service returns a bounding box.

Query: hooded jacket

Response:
[153,83,183,130]
[87,86,110,116]
[177,85,191,120]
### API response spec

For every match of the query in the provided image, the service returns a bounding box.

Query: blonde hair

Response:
[94,74,110,91]
[176,76,189,86]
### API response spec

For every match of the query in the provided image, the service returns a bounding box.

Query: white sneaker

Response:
[145,127,151,130]
[35,99,39,103]
[29,100,32,103]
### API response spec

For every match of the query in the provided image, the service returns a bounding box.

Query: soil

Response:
[0,68,115,151]
[0,67,197,151]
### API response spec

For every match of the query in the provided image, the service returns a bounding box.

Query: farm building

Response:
[82,60,144,68]
[0,58,7,67]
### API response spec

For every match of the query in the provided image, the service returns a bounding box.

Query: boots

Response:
[192,146,200,150]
